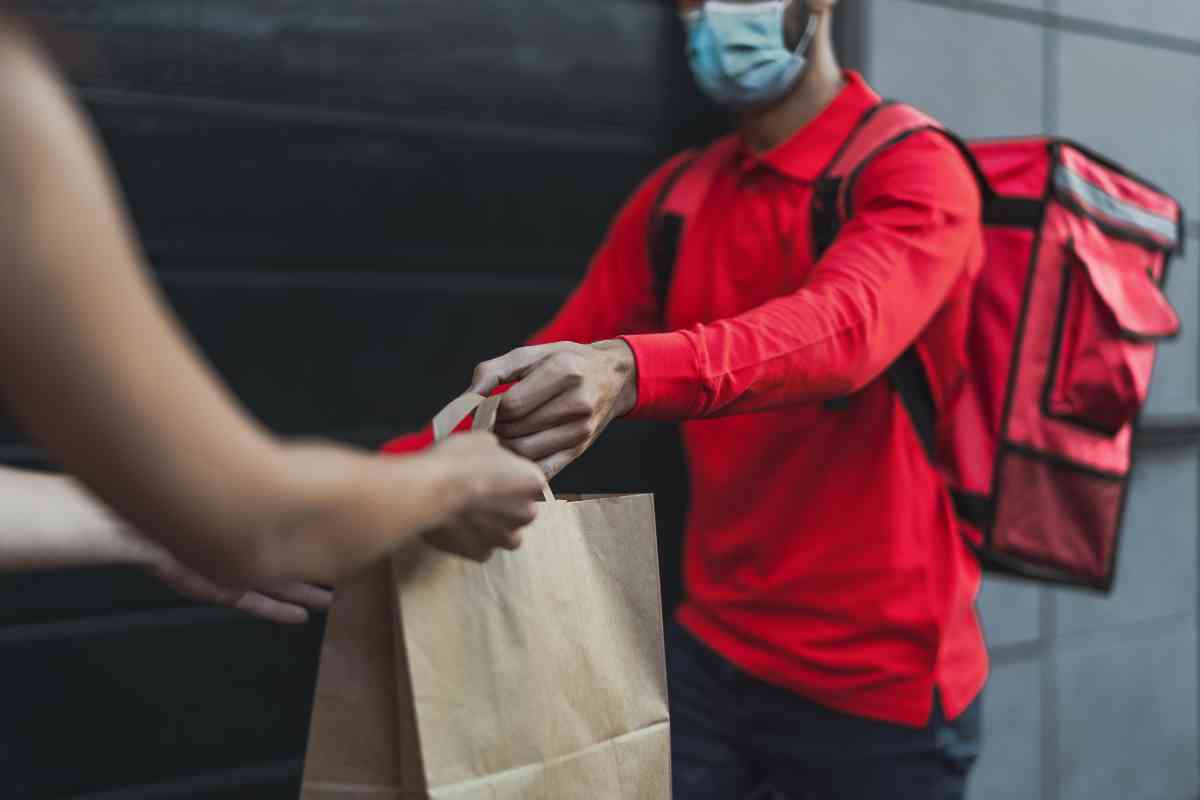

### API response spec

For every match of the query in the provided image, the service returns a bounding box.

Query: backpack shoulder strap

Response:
[648,136,739,316]
[815,102,953,461]
[823,101,945,221]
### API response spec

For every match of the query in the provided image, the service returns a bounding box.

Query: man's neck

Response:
[739,27,845,154]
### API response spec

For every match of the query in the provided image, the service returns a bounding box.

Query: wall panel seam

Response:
[908,0,1200,57]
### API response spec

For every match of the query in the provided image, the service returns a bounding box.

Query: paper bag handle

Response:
[432,393,556,503]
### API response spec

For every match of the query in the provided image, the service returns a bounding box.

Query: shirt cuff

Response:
[620,331,703,420]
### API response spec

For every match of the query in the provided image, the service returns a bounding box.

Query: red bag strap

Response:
[648,136,739,315]
[658,139,734,219]
[825,102,944,220]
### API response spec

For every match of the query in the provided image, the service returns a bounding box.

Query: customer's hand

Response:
[422,431,545,562]
[146,551,333,624]
[468,340,637,479]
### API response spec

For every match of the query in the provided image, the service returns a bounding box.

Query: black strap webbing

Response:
[649,156,700,316]
[887,353,1001,535]
[885,347,937,461]
[650,214,684,313]
[951,489,994,531]
[983,196,1044,228]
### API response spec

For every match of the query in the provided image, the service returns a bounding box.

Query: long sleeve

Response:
[622,132,983,420]
[528,153,695,346]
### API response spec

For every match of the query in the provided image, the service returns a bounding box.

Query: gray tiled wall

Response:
[1057,1,1200,43]
[865,2,1200,798]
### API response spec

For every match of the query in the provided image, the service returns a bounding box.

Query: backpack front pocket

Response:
[1044,238,1179,435]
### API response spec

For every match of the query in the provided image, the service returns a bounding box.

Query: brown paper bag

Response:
[302,394,671,799]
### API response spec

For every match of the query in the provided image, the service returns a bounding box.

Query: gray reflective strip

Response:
[1055,165,1178,246]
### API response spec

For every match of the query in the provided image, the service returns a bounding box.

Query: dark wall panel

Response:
[0,617,322,798]
[88,103,653,267]
[44,1,674,137]
[162,277,565,438]
[0,567,195,627]
[2,2,708,797]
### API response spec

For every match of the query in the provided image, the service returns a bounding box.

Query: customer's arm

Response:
[0,465,336,623]
[0,25,544,586]
[0,466,163,573]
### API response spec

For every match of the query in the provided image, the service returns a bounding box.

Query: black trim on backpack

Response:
[886,348,938,461]
[950,490,993,532]
[1106,425,1141,593]
[977,546,1115,593]
[1003,441,1127,482]
[984,197,1044,229]
[818,101,893,178]
[809,101,897,263]
[810,178,843,261]
[1177,205,1187,258]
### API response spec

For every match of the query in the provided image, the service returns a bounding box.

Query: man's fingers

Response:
[466,511,524,551]
[494,393,591,439]
[469,361,504,397]
[538,450,578,482]
[465,503,534,529]
[469,346,551,395]
[503,422,591,463]
[496,356,582,422]
[425,527,491,563]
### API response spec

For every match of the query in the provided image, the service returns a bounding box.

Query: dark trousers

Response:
[667,623,981,800]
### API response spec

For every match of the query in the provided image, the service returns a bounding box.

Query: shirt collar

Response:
[737,70,882,183]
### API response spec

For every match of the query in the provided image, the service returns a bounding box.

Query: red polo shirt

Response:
[526,72,988,726]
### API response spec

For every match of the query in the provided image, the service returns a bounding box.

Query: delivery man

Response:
[458,0,988,797]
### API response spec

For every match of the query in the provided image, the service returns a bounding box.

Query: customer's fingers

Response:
[232,591,309,624]
[466,511,524,551]
[425,527,492,563]
[263,581,334,610]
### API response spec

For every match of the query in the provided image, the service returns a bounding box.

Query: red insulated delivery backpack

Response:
[649,102,1185,591]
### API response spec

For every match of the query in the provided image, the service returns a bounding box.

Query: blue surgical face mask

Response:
[683,1,818,110]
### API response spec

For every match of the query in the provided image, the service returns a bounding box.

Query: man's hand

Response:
[469,340,638,479]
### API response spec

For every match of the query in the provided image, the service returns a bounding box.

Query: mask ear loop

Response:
[789,5,819,55]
